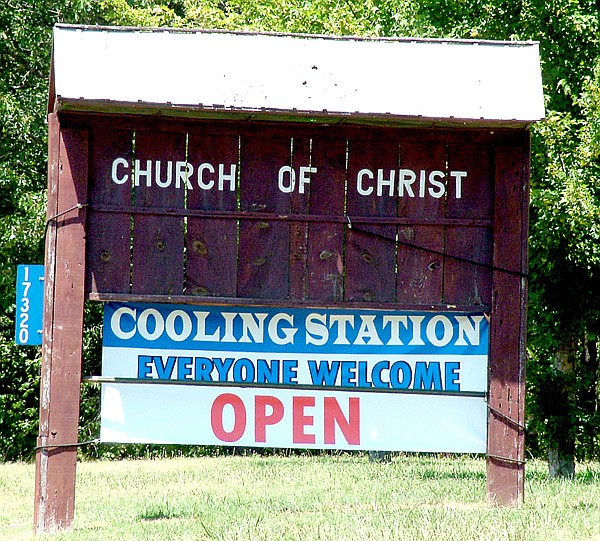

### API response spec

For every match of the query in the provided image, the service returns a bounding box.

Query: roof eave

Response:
[52,96,544,130]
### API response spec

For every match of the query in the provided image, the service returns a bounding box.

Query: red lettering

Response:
[211,393,246,442]
[255,395,284,442]
[293,396,315,444]
[324,397,360,445]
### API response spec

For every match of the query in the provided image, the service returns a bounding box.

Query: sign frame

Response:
[36,25,540,534]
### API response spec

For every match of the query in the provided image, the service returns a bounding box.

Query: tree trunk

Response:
[368,451,392,463]
[548,446,575,478]
[548,338,577,479]
[580,332,599,458]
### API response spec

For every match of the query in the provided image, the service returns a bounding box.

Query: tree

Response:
[0,0,58,460]
[527,61,600,475]
[1,0,599,473]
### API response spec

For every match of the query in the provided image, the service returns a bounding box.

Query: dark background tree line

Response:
[1,0,599,476]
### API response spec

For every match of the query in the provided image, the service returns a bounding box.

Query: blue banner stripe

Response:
[103,302,489,356]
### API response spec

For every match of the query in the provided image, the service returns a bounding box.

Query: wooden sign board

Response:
[37,26,541,533]
[84,120,498,304]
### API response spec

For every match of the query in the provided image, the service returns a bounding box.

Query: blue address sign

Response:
[15,265,44,346]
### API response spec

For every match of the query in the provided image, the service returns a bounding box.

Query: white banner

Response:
[101,303,488,452]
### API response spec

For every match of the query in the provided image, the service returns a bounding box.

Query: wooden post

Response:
[486,141,529,505]
[34,114,88,533]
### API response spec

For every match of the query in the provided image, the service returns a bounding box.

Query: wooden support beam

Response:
[34,115,88,533]
[486,142,529,505]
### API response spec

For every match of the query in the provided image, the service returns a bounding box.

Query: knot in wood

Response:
[363,290,376,302]
[401,227,415,240]
[191,239,207,256]
[361,251,375,264]
[252,256,268,267]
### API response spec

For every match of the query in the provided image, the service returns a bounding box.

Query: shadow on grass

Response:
[416,468,486,481]
[526,466,600,484]
[138,506,218,539]
[139,506,185,521]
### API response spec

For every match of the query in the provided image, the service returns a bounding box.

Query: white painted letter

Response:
[398,169,416,197]
[450,171,467,199]
[330,315,354,345]
[198,163,215,190]
[426,315,453,347]
[428,171,446,198]
[138,309,165,341]
[354,315,383,345]
[239,313,267,343]
[306,313,328,346]
[193,311,221,342]
[454,315,483,346]
[111,306,136,340]
[377,169,395,197]
[221,313,237,342]
[278,166,295,193]
[111,158,129,185]
[268,313,297,345]
[357,169,374,196]
[134,159,152,187]
[165,310,192,342]
[383,315,408,345]
[299,166,316,194]
[176,161,193,189]
[155,160,173,188]
[219,164,237,191]
[407,315,425,346]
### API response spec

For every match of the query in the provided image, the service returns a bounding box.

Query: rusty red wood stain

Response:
[83,120,509,310]
[43,116,529,529]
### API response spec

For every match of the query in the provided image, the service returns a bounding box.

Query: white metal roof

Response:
[49,24,545,126]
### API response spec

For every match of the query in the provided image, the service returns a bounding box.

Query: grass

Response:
[3,454,600,540]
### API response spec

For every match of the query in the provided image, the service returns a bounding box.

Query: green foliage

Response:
[1,0,600,465]
[90,0,184,27]
[529,112,600,335]
[0,0,52,461]
[0,314,41,461]
[213,0,373,35]
[526,59,600,461]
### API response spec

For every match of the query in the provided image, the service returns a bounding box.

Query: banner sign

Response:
[101,302,489,452]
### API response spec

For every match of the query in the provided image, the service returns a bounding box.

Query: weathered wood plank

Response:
[86,127,133,294]
[395,140,448,304]
[237,133,291,299]
[396,225,444,304]
[289,137,311,301]
[131,130,186,295]
[186,132,239,296]
[444,226,492,307]
[447,142,494,220]
[397,139,447,220]
[306,136,347,302]
[345,136,397,303]
[443,142,494,306]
